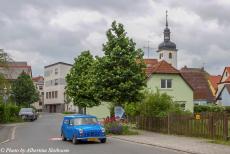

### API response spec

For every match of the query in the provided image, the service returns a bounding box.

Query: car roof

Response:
[64,114,96,119]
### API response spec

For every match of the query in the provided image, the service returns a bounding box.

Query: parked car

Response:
[19,108,38,121]
[61,114,106,144]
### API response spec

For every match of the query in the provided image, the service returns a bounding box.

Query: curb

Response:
[111,136,203,154]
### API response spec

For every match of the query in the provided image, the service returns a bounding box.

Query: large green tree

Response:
[95,21,146,106]
[12,72,39,106]
[66,51,100,114]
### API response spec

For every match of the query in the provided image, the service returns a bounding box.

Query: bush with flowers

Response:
[103,116,138,135]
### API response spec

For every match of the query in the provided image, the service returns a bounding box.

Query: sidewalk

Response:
[112,130,230,154]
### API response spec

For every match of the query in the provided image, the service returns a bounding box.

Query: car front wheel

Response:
[100,138,106,143]
[72,135,79,144]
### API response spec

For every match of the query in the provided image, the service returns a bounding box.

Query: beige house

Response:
[43,62,78,113]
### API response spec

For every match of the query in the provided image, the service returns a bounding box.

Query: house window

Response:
[39,101,42,106]
[55,68,58,75]
[54,79,58,85]
[46,92,48,99]
[55,91,58,98]
[52,91,55,98]
[226,72,228,77]
[169,53,172,59]
[161,79,172,89]
[39,86,43,90]
[49,92,51,99]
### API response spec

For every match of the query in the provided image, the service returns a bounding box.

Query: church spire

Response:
[166,10,168,28]
[164,10,170,42]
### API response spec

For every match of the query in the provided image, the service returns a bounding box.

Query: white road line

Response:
[11,126,17,140]
[0,139,10,145]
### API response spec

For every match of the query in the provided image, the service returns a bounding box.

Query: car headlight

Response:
[101,127,105,133]
[78,128,83,134]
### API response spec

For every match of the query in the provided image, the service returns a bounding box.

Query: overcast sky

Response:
[0,0,229,76]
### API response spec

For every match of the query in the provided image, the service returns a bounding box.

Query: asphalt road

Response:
[0,113,187,154]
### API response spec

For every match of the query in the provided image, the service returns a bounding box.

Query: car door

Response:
[63,118,74,139]
[62,119,69,138]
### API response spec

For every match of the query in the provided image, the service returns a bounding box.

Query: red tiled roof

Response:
[180,67,215,101]
[208,75,221,92]
[143,59,158,77]
[220,67,230,83]
[152,60,180,74]
[32,76,44,82]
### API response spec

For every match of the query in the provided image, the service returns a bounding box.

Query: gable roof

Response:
[144,59,158,77]
[152,60,180,74]
[180,67,215,102]
[208,75,221,92]
[216,84,230,99]
[220,67,230,83]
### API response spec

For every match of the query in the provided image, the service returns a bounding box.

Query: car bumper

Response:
[77,136,106,140]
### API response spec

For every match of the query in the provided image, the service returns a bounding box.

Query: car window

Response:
[20,108,32,112]
[63,119,69,124]
[73,117,98,125]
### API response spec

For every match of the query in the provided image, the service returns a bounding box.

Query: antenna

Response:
[143,40,155,58]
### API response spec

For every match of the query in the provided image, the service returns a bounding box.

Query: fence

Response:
[129,112,230,140]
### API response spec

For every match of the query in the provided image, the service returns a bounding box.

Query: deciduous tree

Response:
[95,21,146,106]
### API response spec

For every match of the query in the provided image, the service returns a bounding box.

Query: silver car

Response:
[19,108,38,121]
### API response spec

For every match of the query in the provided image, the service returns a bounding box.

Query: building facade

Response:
[0,61,32,80]
[146,61,194,112]
[32,76,44,112]
[43,62,77,113]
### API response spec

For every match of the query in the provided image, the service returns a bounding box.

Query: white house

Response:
[31,76,44,112]
[43,62,78,113]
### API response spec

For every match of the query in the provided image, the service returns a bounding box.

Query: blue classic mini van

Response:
[61,114,106,144]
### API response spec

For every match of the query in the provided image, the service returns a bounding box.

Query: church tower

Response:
[157,11,178,68]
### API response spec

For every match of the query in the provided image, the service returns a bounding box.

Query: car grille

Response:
[84,130,100,137]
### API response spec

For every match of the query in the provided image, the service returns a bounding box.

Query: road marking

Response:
[0,139,10,145]
[49,137,62,141]
[11,126,17,140]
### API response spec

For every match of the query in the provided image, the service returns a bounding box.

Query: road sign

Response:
[114,106,125,119]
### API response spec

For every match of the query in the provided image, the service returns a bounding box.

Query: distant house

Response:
[43,62,78,113]
[32,76,44,112]
[216,85,230,106]
[208,75,221,96]
[180,67,215,105]
[0,61,32,80]
[216,67,230,105]
[146,60,194,112]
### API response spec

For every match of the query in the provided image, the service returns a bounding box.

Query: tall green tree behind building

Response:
[66,51,100,114]
[12,72,39,106]
[95,21,146,106]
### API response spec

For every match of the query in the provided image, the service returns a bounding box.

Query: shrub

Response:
[62,111,76,114]
[139,90,175,117]
[0,103,21,123]
[124,102,140,117]
[194,104,225,113]
[224,106,230,113]
[103,116,138,135]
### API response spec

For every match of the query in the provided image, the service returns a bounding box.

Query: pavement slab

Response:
[112,130,230,154]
